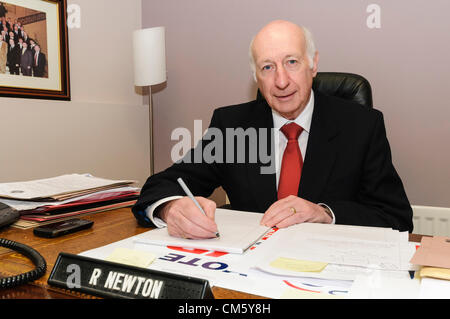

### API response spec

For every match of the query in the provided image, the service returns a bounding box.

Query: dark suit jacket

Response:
[0,5,7,18]
[20,48,32,75]
[7,45,20,68]
[33,52,46,77]
[133,93,413,232]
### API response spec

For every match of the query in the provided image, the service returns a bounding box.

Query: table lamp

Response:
[132,26,167,175]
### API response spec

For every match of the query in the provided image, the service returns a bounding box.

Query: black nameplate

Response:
[48,252,214,299]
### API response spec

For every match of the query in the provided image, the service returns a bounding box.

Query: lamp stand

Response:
[148,86,155,176]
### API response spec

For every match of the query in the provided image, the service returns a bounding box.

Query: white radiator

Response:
[412,205,450,237]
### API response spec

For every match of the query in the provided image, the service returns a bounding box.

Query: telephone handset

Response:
[0,202,47,289]
[0,202,20,228]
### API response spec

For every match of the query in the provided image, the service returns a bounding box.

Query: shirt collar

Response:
[272,89,314,133]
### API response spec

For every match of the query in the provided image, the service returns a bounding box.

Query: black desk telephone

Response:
[0,202,47,289]
[0,202,20,228]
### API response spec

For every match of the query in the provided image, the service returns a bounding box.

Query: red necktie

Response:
[278,122,303,200]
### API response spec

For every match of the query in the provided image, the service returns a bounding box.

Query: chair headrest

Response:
[312,72,373,108]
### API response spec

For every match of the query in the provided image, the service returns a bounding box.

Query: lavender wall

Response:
[142,0,450,207]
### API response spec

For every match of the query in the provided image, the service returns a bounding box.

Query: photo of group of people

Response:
[0,1,47,78]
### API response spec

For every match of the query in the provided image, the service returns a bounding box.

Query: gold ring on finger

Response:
[290,207,297,214]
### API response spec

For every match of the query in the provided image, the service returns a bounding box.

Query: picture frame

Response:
[0,0,70,100]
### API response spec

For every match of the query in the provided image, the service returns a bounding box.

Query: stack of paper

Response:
[410,236,450,298]
[0,174,140,229]
[251,223,413,277]
[243,223,420,298]
[79,211,421,299]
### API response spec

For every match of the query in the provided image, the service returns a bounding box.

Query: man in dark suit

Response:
[0,2,7,19]
[32,45,46,77]
[19,41,32,76]
[132,20,413,238]
[12,24,20,41]
[7,38,19,75]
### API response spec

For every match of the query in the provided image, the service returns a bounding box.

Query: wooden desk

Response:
[0,208,264,299]
[0,208,423,299]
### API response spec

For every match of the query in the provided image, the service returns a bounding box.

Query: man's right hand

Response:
[156,196,218,239]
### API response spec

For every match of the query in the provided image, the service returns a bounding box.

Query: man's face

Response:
[252,22,318,120]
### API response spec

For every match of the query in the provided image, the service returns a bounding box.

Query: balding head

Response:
[248,20,319,119]
[249,20,316,79]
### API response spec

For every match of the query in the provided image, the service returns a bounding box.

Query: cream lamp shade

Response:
[133,26,166,86]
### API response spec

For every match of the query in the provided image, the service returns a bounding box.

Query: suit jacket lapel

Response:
[299,93,340,203]
[245,100,278,212]
[244,94,340,211]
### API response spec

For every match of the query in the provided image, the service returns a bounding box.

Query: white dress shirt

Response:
[146,89,335,227]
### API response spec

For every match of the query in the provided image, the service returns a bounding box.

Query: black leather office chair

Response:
[257,72,373,109]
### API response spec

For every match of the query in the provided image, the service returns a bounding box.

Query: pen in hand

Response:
[177,177,220,238]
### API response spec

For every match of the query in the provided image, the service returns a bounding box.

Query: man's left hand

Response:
[261,195,332,228]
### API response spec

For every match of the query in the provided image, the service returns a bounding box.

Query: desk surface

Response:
[0,208,423,299]
[0,208,266,299]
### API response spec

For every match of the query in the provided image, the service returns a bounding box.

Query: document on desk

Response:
[0,186,139,211]
[0,173,135,201]
[252,223,412,277]
[134,208,270,254]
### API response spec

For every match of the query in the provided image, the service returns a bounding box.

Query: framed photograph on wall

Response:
[0,0,70,100]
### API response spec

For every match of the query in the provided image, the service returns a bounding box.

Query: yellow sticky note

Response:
[270,257,328,273]
[419,267,450,280]
[106,248,156,268]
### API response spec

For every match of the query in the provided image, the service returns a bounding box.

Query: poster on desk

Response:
[80,227,352,299]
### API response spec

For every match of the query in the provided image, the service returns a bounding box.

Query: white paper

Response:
[253,223,411,272]
[80,227,351,299]
[134,209,270,254]
[419,277,450,299]
[81,230,266,290]
[80,222,422,299]
[347,270,421,299]
[0,186,139,211]
[0,173,135,200]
